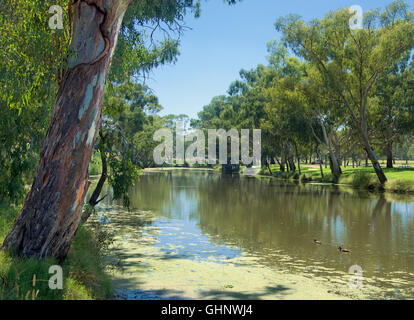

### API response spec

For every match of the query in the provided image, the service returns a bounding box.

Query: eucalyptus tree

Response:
[371,54,414,168]
[2,0,239,261]
[275,0,414,184]
[262,43,312,173]
[263,68,310,174]
[301,65,359,179]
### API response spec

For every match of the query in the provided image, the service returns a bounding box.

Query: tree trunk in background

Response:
[364,145,387,185]
[316,146,324,179]
[279,157,286,172]
[266,159,273,175]
[319,118,341,180]
[2,0,131,261]
[357,121,387,184]
[88,132,108,205]
[294,143,301,175]
[386,141,394,169]
[330,154,342,179]
[285,143,296,172]
[81,132,108,223]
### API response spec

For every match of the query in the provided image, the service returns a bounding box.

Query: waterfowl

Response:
[313,239,322,245]
[338,246,351,253]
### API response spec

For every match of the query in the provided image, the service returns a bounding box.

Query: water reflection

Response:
[100,170,414,298]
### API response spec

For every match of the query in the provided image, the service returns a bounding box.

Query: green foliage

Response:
[64,225,114,299]
[108,154,141,208]
[0,0,70,111]
[274,0,414,183]
[0,206,114,300]
[62,278,92,300]
[195,0,413,188]
[89,151,103,176]
[385,179,414,193]
[347,171,379,190]
[0,0,70,203]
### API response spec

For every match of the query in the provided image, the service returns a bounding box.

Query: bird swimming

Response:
[338,246,351,253]
[313,239,322,245]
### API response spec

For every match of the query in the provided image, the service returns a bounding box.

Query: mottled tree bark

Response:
[2,0,131,261]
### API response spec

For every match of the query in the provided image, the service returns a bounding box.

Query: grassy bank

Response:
[0,204,114,300]
[259,164,414,194]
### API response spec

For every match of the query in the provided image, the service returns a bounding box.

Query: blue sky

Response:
[147,0,397,119]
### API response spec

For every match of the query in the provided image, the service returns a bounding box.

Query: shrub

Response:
[89,151,102,176]
[300,174,312,183]
[385,180,414,194]
[340,171,381,191]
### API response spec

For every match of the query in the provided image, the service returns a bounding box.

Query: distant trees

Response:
[371,54,414,168]
[195,0,414,184]
[275,1,414,184]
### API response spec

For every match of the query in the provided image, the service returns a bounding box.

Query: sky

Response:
[146,0,398,119]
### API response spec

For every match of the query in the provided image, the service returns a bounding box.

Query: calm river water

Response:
[92,170,414,300]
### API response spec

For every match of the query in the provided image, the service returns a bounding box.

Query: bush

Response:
[320,173,336,183]
[300,174,312,183]
[385,180,414,194]
[89,151,102,176]
[63,278,92,300]
[340,171,381,191]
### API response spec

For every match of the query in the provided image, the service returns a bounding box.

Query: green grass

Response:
[89,151,102,176]
[0,204,114,300]
[260,164,414,194]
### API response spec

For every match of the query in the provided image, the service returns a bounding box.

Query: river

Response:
[91,169,414,300]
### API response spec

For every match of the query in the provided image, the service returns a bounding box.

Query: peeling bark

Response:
[2,0,131,261]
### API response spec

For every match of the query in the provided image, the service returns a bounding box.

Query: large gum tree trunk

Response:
[2,0,131,261]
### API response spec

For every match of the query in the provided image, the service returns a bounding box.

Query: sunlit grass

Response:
[260,163,414,193]
[0,205,113,300]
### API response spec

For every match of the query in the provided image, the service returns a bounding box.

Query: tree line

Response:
[192,0,414,184]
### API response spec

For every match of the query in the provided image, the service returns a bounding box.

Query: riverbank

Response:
[0,204,113,300]
[259,165,414,195]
